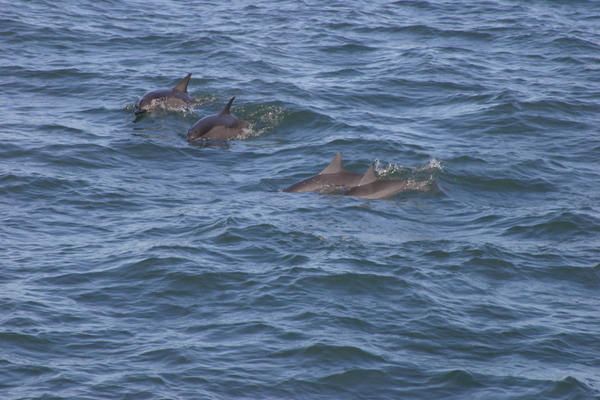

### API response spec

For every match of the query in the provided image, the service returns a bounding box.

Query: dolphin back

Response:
[220,97,235,116]
[284,153,362,193]
[187,98,247,141]
[173,73,192,93]
[344,166,409,200]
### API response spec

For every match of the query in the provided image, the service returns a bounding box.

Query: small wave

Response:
[374,158,443,177]
[502,211,600,241]
[236,104,291,138]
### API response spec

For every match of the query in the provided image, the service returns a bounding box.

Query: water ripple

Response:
[2,0,600,399]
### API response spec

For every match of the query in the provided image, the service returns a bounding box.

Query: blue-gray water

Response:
[2,1,600,399]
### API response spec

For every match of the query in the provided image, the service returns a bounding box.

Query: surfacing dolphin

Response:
[284,152,363,193]
[135,73,195,115]
[344,165,409,199]
[187,97,248,141]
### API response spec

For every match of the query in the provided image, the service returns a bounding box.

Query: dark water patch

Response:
[425,370,596,400]
[318,368,406,398]
[34,143,125,170]
[133,347,193,367]
[428,369,485,396]
[318,43,378,55]
[0,360,55,387]
[419,241,534,282]
[443,173,555,204]
[272,343,386,371]
[0,330,56,356]
[295,272,410,298]
[546,264,600,290]
[540,376,598,400]
[461,256,520,281]
[0,172,90,201]
[266,108,335,136]
[551,35,600,53]
[502,211,600,241]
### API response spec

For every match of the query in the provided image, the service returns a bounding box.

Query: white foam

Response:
[369,158,441,194]
[419,158,443,172]
[375,158,443,177]
[374,159,407,176]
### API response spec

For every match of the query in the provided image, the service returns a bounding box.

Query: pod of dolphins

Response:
[134,73,418,200]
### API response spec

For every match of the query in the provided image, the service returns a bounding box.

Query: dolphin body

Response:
[284,152,363,193]
[187,97,248,141]
[135,73,195,115]
[344,165,409,199]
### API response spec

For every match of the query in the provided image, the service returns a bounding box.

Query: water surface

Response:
[1,1,600,399]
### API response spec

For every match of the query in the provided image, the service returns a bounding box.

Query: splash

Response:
[238,123,258,140]
[127,94,216,116]
[235,104,291,138]
[372,158,442,194]
[374,158,442,178]
[419,158,443,173]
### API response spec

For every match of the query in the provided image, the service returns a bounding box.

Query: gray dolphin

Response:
[187,97,248,141]
[284,152,363,193]
[344,165,409,199]
[135,73,195,115]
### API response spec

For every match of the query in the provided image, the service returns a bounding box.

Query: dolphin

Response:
[135,73,195,115]
[344,165,409,199]
[187,97,248,141]
[284,152,363,193]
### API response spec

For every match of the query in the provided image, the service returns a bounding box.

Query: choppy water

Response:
[2,1,600,399]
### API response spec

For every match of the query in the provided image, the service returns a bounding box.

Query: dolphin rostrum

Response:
[344,165,409,199]
[135,73,195,115]
[284,152,363,193]
[187,97,248,141]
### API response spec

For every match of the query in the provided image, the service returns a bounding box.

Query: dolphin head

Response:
[134,94,155,115]
[134,74,193,115]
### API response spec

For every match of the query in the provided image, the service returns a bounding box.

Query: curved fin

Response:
[358,165,378,185]
[173,73,192,92]
[220,97,235,116]
[320,152,344,174]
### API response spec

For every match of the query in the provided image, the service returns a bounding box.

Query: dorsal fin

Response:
[358,165,378,185]
[320,152,345,174]
[173,73,192,92]
[220,97,235,116]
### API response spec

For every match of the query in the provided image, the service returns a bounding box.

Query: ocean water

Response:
[1,0,600,398]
